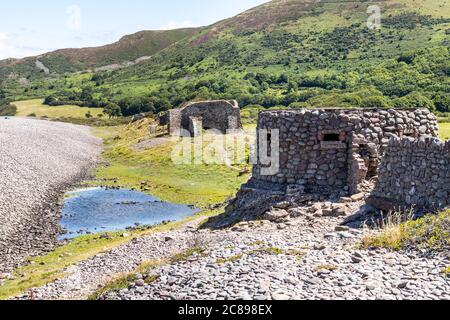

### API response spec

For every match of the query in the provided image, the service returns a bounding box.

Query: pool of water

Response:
[60,188,200,239]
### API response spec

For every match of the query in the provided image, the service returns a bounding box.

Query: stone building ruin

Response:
[250,108,439,195]
[220,108,442,225]
[162,100,242,137]
[369,137,449,211]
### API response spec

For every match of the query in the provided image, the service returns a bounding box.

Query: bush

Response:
[393,92,436,111]
[0,103,17,116]
[118,96,156,116]
[289,102,310,109]
[104,103,122,118]
[44,95,58,105]
[362,96,392,109]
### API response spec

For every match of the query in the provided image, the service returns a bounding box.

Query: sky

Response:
[0,0,268,59]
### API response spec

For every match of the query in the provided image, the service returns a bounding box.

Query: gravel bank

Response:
[0,117,102,272]
[16,204,449,300]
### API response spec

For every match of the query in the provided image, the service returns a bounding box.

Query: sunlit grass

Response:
[439,122,450,141]
[90,120,251,208]
[14,99,104,119]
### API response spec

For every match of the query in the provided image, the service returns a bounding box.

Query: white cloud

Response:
[0,32,49,60]
[157,20,199,30]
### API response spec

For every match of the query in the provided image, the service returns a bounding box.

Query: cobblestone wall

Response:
[251,108,439,195]
[369,137,450,211]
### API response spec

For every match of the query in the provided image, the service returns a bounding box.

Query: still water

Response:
[60,188,200,239]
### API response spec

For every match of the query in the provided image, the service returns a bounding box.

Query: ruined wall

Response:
[369,137,450,211]
[251,108,439,195]
[167,100,242,136]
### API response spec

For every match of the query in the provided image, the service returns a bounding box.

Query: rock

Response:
[314,244,326,250]
[335,226,350,232]
[271,292,290,301]
[366,283,378,291]
[135,279,145,287]
[273,202,291,210]
[164,236,175,242]
[336,232,355,239]
[351,256,364,264]
[350,193,365,202]
[131,113,146,123]
[332,205,349,217]
[264,209,290,222]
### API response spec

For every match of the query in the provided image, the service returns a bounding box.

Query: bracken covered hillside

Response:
[2,0,450,114]
[0,28,201,78]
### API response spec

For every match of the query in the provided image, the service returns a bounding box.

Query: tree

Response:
[362,96,392,109]
[80,87,94,102]
[104,103,122,118]
[44,95,58,105]
[393,92,435,111]
[433,93,450,113]
[0,87,5,100]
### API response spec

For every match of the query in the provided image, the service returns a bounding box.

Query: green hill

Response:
[3,0,450,114]
[0,28,201,79]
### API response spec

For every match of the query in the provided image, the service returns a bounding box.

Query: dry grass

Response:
[363,210,450,251]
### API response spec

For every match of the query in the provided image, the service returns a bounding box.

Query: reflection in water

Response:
[60,188,199,239]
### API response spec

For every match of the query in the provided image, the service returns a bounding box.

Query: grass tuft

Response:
[216,254,244,265]
[362,210,450,251]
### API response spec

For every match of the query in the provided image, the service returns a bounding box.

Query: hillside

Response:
[3,0,450,114]
[0,28,201,79]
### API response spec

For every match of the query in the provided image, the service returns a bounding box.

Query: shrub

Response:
[393,92,436,111]
[362,96,392,109]
[104,103,122,118]
[0,103,17,116]
[289,102,310,109]
[44,95,58,105]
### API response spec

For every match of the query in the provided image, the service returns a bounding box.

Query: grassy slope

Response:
[0,28,201,78]
[14,99,104,119]
[94,0,450,99]
[90,119,250,207]
[439,122,450,140]
[4,0,449,106]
